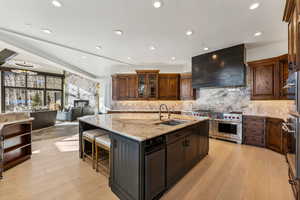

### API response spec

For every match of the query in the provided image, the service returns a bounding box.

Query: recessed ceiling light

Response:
[171,57,176,60]
[114,30,123,36]
[186,30,193,36]
[96,46,102,50]
[203,47,209,51]
[52,0,62,7]
[153,0,163,8]
[127,57,132,60]
[254,31,262,37]
[149,46,156,50]
[81,56,86,59]
[41,29,52,34]
[249,2,260,10]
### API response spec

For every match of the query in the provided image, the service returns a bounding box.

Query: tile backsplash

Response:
[111,87,294,120]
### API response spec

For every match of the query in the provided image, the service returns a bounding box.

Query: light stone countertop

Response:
[79,113,209,141]
[0,112,34,131]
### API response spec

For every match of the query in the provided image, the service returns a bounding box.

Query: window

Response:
[46,76,62,89]
[27,75,45,88]
[5,88,27,112]
[1,70,64,112]
[46,91,62,108]
[4,71,26,87]
[27,90,44,107]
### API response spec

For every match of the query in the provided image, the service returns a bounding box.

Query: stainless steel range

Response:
[190,110,243,144]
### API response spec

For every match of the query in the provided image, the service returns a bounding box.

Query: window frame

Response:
[1,67,64,113]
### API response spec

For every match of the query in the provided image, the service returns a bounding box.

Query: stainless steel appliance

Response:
[211,113,243,144]
[191,110,243,144]
[283,114,299,178]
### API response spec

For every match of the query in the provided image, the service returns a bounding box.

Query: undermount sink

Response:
[156,119,189,126]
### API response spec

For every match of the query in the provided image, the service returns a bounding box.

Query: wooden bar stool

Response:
[95,134,111,175]
[82,129,107,169]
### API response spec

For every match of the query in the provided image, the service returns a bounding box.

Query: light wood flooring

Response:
[0,136,294,200]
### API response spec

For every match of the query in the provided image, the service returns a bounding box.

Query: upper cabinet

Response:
[248,54,294,100]
[180,74,196,100]
[136,70,159,100]
[112,72,195,101]
[159,74,180,100]
[283,0,300,71]
[112,74,137,100]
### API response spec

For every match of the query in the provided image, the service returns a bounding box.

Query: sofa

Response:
[56,106,94,121]
[30,110,57,130]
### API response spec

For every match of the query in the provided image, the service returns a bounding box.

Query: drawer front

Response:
[243,121,265,128]
[243,128,264,137]
[244,135,265,147]
[166,128,191,144]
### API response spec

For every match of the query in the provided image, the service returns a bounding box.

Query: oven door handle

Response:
[282,122,295,133]
[283,83,296,89]
[214,120,241,125]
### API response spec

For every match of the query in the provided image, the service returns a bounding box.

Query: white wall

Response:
[246,40,288,62]
[109,64,186,74]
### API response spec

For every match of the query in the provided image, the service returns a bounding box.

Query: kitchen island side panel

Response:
[109,133,144,200]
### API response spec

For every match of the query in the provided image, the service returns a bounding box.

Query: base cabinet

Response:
[166,137,186,188]
[108,120,209,200]
[166,121,209,189]
[266,118,284,153]
[110,134,142,200]
[243,115,266,147]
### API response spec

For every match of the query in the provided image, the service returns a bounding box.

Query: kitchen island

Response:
[79,113,209,200]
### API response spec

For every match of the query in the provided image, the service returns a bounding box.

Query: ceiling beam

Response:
[0,28,101,80]
[0,27,133,65]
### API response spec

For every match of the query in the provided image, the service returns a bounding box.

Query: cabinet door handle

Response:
[289,179,297,185]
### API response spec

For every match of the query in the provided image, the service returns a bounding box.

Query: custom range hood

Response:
[0,48,17,66]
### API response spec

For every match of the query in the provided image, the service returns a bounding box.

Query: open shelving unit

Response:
[0,122,32,178]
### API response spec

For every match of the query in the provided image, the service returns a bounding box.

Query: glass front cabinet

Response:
[136,70,159,100]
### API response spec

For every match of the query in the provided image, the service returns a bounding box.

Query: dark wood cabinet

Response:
[1,121,32,179]
[248,54,292,100]
[137,70,159,100]
[279,57,294,99]
[112,72,194,101]
[284,0,300,72]
[266,118,284,153]
[243,115,288,155]
[111,74,137,100]
[159,74,180,100]
[180,74,196,100]
[243,115,266,147]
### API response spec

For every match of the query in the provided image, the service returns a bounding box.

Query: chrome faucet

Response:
[159,104,170,121]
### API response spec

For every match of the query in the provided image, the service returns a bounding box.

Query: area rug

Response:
[32,121,79,141]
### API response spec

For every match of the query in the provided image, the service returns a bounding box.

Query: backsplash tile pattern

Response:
[111,87,294,120]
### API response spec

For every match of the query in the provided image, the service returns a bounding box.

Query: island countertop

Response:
[79,113,209,141]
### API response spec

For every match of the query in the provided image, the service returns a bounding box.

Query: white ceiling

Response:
[0,0,288,78]
[0,41,63,74]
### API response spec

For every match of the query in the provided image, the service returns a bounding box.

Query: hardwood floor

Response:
[0,136,293,200]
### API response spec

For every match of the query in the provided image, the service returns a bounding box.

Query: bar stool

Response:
[95,134,111,175]
[82,129,107,169]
